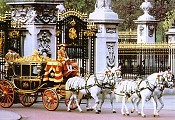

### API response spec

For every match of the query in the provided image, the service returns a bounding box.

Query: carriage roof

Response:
[13,50,57,64]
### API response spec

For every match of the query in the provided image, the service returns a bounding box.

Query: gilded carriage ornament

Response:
[23,82,29,89]
[69,27,77,40]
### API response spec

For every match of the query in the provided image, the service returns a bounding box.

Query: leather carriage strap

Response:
[134,80,156,98]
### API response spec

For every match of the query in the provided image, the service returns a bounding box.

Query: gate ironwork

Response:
[56,10,96,76]
[0,14,9,79]
[118,42,173,79]
[0,12,22,79]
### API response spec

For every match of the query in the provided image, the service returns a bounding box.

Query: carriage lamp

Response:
[37,63,41,77]
[4,62,9,77]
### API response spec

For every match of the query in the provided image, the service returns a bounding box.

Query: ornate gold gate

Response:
[56,10,97,76]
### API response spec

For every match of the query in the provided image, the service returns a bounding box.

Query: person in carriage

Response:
[57,44,79,78]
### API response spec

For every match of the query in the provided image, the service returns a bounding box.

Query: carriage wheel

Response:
[42,89,59,111]
[18,93,37,107]
[0,80,14,108]
[65,98,81,110]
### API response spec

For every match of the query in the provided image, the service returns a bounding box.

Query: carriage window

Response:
[22,65,30,76]
[14,64,21,76]
[32,65,38,76]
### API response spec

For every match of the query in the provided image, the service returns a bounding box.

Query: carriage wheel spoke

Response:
[0,80,14,108]
[19,93,37,107]
[42,89,59,111]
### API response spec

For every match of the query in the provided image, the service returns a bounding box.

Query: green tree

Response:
[0,0,10,15]
[151,0,175,42]
[112,0,143,31]
[163,8,175,32]
[64,0,95,14]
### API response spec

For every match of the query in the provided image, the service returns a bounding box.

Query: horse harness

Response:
[125,78,161,99]
[84,74,115,95]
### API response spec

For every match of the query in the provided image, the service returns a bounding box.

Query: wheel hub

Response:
[3,91,8,96]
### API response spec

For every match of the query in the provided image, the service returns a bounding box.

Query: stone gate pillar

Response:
[134,0,159,74]
[166,21,175,43]
[89,0,123,73]
[166,21,175,74]
[134,0,159,43]
[5,0,64,59]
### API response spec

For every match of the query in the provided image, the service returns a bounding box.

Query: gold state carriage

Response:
[0,51,81,111]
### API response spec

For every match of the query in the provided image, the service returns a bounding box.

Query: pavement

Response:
[0,94,175,120]
[0,110,21,120]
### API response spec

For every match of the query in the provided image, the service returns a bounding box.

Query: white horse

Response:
[98,66,122,113]
[130,70,174,117]
[114,71,172,117]
[66,70,114,113]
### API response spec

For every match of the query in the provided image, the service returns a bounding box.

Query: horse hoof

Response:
[96,111,100,114]
[126,113,130,116]
[98,110,101,112]
[142,115,146,117]
[113,111,116,113]
[131,110,135,113]
[122,114,125,116]
[153,114,159,117]
[87,108,93,111]
[138,113,141,115]
[67,110,71,112]
[90,109,93,111]
[80,111,83,113]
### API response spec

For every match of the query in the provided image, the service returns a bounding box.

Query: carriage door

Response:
[56,10,96,76]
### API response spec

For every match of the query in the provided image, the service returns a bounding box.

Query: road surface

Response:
[0,95,175,120]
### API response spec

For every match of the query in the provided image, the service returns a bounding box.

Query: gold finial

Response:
[33,49,39,56]
[69,19,76,26]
